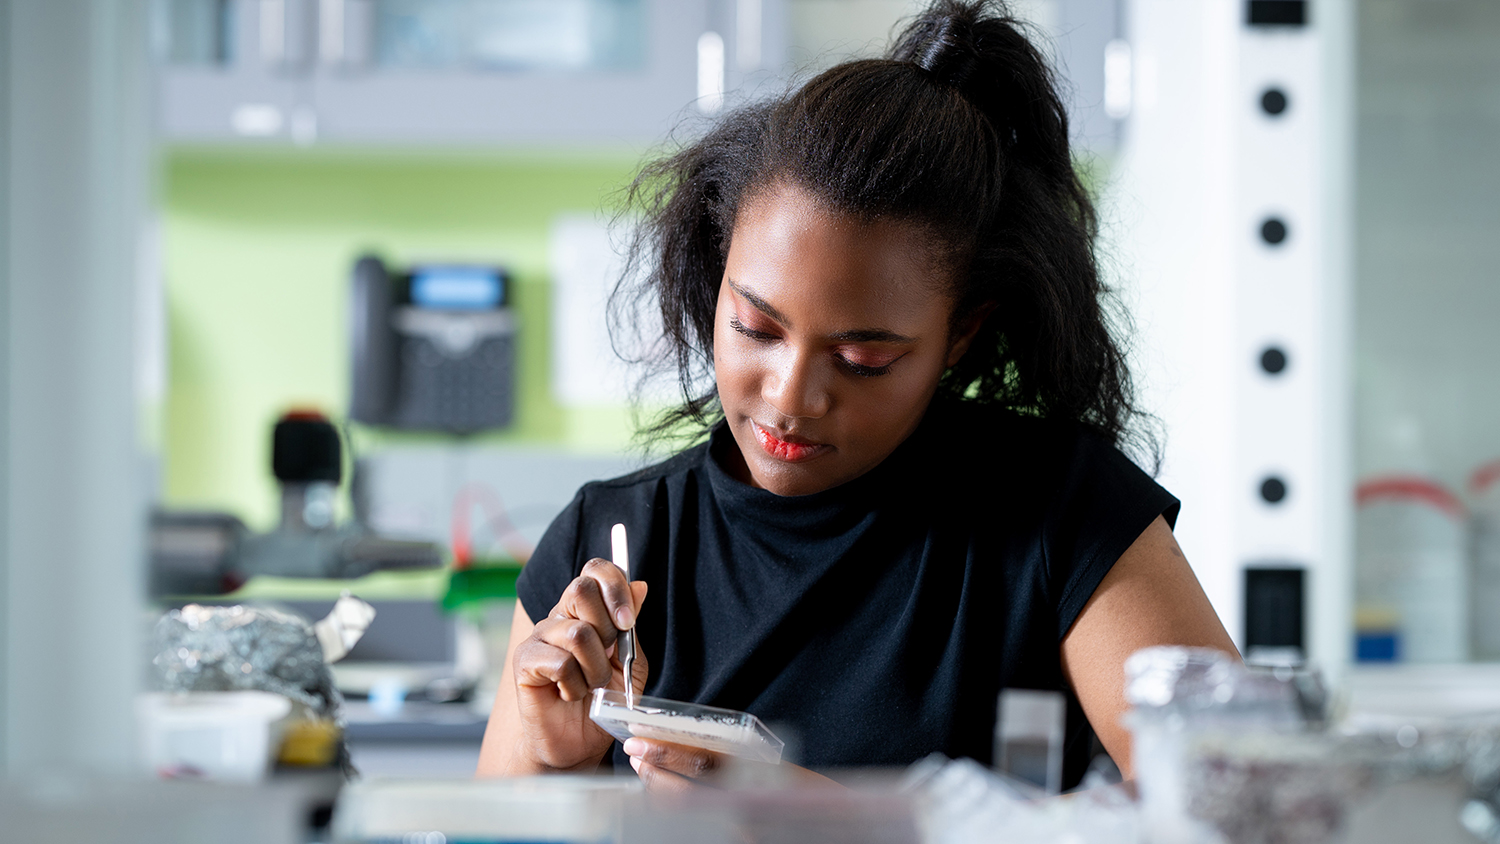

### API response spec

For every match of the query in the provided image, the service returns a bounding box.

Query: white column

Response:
[1107,0,1353,672]
[1108,0,1242,645]
[1,0,152,774]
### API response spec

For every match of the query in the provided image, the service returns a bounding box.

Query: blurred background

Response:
[2,0,1498,786]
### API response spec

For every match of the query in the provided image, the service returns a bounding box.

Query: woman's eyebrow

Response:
[727,278,916,344]
[727,278,790,326]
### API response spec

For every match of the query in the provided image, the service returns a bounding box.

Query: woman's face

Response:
[713,181,981,496]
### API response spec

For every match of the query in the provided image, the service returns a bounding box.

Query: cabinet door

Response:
[159,0,720,146]
[310,1,705,146]
[160,0,315,142]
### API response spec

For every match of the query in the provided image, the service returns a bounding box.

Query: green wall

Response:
[162,148,643,529]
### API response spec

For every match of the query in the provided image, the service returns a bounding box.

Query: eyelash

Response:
[728,316,899,378]
[728,316,776,342]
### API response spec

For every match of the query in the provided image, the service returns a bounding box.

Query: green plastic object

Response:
[441,559,524,613]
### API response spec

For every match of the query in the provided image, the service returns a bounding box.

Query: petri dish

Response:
[589,688,785,765]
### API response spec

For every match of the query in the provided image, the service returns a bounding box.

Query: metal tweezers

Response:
[611,523,636,710]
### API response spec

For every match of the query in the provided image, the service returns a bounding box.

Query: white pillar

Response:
[1108,0,1354,674]
[1109,0,1242,648]
[1,0,152,774]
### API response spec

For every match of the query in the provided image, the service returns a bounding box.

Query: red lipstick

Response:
[752,421,830,463]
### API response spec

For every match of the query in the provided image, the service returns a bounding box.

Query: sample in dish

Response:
[588,688,785,765]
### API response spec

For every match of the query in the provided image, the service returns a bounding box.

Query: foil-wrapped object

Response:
[1127,647,1497,844]
[1125,646,1327,730]
[152,603,346,722]
[1175,732,1379,844]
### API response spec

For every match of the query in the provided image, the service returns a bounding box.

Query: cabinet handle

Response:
[319,0,345,65]
[260,0,285,67]
[737,0,762,72]
[698,31,725,114]
[1104,38,1131,119]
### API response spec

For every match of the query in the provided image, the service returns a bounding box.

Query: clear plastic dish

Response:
[589,688,785,765]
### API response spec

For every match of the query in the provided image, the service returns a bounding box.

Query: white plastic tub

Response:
[137,691,292,782]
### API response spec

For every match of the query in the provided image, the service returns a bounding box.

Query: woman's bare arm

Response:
[477,572,650,778]
[476,602,539,776]
[1060,515,1239,779]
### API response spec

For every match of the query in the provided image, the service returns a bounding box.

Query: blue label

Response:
[1355,631,1399,662]
[411,267,504,310]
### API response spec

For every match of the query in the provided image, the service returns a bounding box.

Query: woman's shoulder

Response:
[924,398,1171,514]
[929,399,1178,638]
[927,398,1120,470]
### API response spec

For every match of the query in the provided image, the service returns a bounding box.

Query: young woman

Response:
[477,0,1235,790]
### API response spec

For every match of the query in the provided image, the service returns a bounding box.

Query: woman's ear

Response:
[945,303,995,368]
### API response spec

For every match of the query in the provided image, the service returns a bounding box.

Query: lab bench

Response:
[343,699,488,780]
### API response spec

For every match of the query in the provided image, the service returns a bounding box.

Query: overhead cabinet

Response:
[158,0,787,146]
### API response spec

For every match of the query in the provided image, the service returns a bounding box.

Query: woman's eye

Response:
[729,316,777,341]
[837,353,902,378]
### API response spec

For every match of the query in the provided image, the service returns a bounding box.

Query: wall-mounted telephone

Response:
[350,255,516,433]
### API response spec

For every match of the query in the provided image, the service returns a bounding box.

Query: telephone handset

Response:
[349,254,516,433]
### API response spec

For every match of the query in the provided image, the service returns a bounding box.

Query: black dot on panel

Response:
[1247,0,1308,27]
[1261,217,1288,246]
[1260,346,1288,375]
[1260,476,1288,505]
[1261,87,1288,116]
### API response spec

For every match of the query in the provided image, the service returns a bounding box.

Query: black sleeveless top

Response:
[515,398,1178,786]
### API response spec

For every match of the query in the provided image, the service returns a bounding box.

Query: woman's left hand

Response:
[621,737,840,792]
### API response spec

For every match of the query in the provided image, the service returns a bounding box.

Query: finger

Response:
[511,638,593,702]
[531,616,613,690]
[557,573,620,649]
[622,738,724,781]
[629,756,703,794]
[580,557,638,630]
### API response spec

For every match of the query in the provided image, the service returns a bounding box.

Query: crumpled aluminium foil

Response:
[1177,732,1380,844]
[1124,646,1328,730]
[152,603,343,723]
[1127,648,1344,844]
[1127,647,1500,844]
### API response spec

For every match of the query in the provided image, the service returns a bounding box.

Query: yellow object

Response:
[1355,606,1400,631]
[278,719,341,767]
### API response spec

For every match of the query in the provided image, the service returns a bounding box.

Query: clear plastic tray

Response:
[589,688,785,765]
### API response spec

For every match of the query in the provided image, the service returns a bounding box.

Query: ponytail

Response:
[894,2,1076,180]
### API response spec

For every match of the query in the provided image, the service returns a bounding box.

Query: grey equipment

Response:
[149,411,441,597]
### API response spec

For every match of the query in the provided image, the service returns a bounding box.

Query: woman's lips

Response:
[751,421,831,463]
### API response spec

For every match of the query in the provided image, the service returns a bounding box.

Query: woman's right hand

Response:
[508,558,649,773]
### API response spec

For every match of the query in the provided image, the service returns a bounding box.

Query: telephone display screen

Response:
[408,266,505,310]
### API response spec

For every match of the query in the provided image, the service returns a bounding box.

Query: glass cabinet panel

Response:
[374,0,648,71]
[159,0,235,66]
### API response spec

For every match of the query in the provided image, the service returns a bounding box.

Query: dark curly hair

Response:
[613,0,1153,464]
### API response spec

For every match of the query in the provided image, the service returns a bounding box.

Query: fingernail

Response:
[623,738,645,757]
[629,756,642,772]
[615,606,634,629]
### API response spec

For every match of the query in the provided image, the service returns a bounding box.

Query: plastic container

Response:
[137,690,292,782]
[1471,460,1500,659]
[1355,475,1468,662]
[588,688,784,764]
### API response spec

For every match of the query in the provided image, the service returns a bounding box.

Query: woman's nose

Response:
[763,348,831,419]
